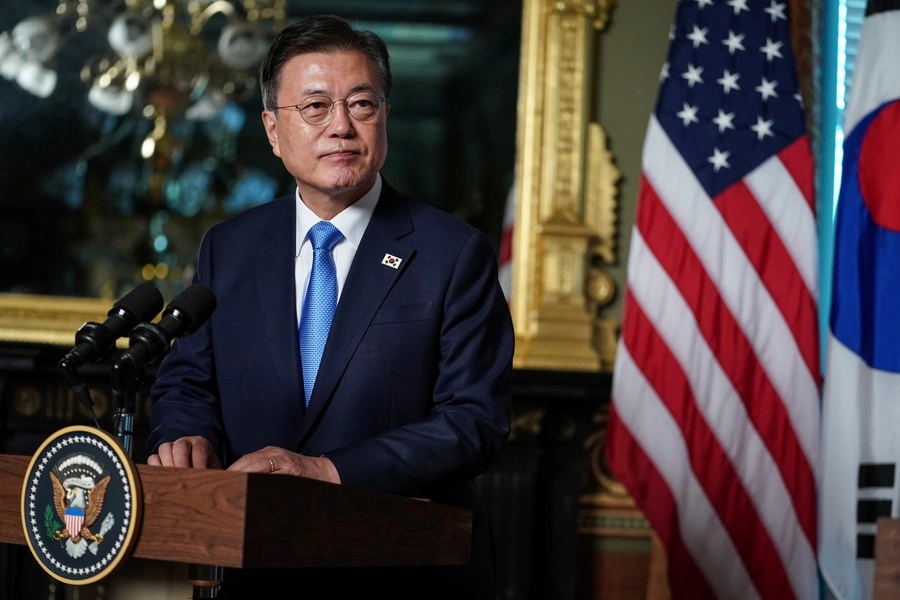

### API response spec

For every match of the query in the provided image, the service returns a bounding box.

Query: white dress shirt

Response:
[294,173,382,326]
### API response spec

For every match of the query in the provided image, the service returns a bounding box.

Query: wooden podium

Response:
[875,517,900,599]
[0,453,472,594]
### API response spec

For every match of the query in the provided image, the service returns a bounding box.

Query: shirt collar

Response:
[295,173,382,256]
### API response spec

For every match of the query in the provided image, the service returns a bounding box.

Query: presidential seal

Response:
[20,425,142,585]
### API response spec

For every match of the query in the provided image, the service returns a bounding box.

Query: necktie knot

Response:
[308,221,343,251]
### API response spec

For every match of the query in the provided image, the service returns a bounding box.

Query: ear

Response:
[261,110,282,157]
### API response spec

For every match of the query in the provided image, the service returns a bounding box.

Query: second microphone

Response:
[112,283,217,370]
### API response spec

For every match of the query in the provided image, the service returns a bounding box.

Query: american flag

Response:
[605,1,820,598]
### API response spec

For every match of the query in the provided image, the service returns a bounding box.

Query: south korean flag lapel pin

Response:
[381,253,402,269]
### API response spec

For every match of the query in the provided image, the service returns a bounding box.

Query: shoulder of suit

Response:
[397,193,484,243]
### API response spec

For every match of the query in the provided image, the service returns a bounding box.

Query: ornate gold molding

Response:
[0,294,116,346]
[579,408,651,541]
[581,408,633,509]
[512,0,620,372]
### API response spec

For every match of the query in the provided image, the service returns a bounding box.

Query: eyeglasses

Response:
[273,91,386,126]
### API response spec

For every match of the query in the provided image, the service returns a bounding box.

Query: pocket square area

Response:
[372,301,433,325]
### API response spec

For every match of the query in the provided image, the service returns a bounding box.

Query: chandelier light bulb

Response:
[0,33,11,63]
[217,22,266,70]
[0,48,24,80]
[108,12,153,59]
[16,61,57,97]
[88,83,134,115]
[141,136,156,159]
[125,71,141,91]
[12,16,60,63]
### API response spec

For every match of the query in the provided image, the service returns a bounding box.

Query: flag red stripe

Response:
[776,137,816,213]
[498,226,513,265]
[713,180,820,384]
[606,403,718,600]
[636,176,818,548]
[621,288,795,600]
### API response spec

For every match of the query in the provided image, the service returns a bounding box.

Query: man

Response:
[147,14,514,599]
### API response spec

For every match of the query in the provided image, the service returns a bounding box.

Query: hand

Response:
[147,436,223,469]
[226,446,341,484]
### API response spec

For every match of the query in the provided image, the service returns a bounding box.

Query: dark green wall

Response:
[595,1,675,320]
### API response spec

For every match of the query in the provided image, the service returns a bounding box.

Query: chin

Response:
[327,170,370,191]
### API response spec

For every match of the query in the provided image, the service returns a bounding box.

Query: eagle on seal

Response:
[50,472,111,559]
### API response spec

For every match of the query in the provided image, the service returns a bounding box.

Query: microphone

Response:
[112,283,217,370]
[58,282,164,427]
[61,282,165,368]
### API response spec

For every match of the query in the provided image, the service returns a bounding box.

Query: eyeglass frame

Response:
[271,91,388,126]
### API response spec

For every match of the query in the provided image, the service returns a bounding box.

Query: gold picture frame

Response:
[0,294,115,347]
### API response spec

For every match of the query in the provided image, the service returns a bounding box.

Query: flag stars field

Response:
[751,117,775,140]
[708,147,731,171]
[688,25,710,48]
[722,30,746,54]
[677,103,700,126]
[682,64,704,87]
[718,70,741,94]
[756,78,779,101]
[764,0,787,22]
[727,0,750,15]
[713,110,736,133]
[760,38,784,62]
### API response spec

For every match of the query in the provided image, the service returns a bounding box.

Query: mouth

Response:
[321,150,359,159]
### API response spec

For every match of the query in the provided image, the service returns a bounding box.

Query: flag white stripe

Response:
[843,10,900,135]
[641,115,819,468]
[857,488,897,501]
[612,342,763,600]
[627,228,817,600]
[744,155,819,301]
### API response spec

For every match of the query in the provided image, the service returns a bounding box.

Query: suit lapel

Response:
[254,196,305,425]
[296,183,415,444]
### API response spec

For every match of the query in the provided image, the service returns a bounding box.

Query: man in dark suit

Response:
[147,14,514,599]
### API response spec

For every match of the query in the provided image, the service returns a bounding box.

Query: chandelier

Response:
[0,0,285,160]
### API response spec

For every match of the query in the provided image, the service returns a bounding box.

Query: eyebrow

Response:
[300,83,378,97]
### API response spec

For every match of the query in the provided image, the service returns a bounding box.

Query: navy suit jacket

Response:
[148,180,514,597]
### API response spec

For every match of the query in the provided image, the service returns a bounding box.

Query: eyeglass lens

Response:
[298,92,381,125]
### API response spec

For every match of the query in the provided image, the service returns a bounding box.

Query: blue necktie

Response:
[300,221,344,406]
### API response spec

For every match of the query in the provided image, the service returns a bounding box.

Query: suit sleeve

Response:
[146,228,224,459]
[325,230,514,496]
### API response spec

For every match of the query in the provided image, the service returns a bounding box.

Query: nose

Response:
[327,100,354,136]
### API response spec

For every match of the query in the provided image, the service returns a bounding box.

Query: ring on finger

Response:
[268,457,275,473]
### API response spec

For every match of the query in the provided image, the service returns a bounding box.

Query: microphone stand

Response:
[110,356,145,456]
[58,356,102,430]
[58,322,111,430]
[111,345,224,600]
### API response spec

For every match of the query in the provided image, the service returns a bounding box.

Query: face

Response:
[261,50,389,209]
